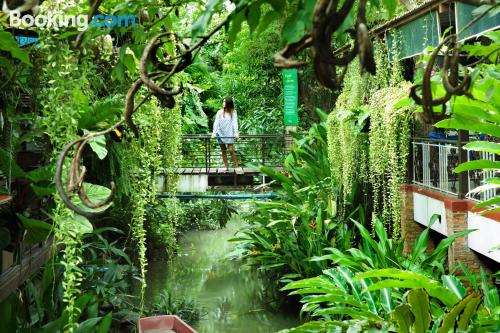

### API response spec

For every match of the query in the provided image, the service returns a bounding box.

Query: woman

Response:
[211,97,239,170]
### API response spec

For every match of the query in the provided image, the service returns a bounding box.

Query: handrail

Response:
[181,134,289,139]
[412,137,460,144]
[180,134,289,170]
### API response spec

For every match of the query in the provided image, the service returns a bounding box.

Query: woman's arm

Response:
[212,110,220,138]
[233,110,239,138]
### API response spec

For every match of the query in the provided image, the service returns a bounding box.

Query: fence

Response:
[180,134,290,172]
[412,137,498,202]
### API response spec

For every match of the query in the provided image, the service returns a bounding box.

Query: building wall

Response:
[401,184,500,272]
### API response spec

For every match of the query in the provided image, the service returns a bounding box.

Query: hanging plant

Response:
[368,83,413,237]
[124,96,182,309]
[38,40,97,331]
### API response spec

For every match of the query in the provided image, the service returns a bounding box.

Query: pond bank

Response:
[144,215,300,333]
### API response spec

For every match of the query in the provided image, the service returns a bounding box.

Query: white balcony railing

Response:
[412,138,498,202]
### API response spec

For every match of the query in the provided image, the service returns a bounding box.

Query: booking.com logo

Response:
[8,12,136,31]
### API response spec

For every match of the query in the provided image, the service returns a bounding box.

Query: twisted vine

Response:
[410,1,500,123]
[274,0,376,90]
[55,8,243,217]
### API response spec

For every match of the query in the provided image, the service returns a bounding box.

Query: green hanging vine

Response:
[38,40,96,331]
[327,38,411,236]
[327,40,397,206]
[124,95,182,309]
[368,83,413,237]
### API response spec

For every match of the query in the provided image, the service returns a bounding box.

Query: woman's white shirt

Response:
[212,109,239,137]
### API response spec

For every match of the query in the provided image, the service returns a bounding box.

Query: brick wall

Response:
[401,184,486,273]
[446,209,483,273]
[400,185,438,256]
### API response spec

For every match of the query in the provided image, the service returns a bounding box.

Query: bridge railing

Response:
[180,134,290,171]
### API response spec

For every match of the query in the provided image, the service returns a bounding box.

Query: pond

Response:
[144,215,300,333]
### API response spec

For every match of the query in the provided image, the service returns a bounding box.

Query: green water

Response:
[144,216,300,333]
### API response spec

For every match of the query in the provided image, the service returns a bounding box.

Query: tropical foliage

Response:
[233,111,366,278]
[0,0,499,332]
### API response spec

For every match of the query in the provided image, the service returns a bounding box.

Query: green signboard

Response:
[283,69,299,126]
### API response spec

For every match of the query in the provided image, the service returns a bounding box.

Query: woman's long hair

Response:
[223,97,235,118]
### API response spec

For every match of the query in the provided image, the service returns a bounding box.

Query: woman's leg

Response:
[228,144,239,168]
[219,144,229,169]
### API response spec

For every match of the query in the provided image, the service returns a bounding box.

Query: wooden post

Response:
[457,130,469,199]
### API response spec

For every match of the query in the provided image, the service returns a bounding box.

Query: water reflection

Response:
[145,216,299,333]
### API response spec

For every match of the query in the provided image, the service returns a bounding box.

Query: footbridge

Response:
[175,134,290,190]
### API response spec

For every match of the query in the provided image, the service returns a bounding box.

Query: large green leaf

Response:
[442,275,465,299]
[435,116,500,138]
[0,31,32,65]
[355,269,461,307]
[465,141,500,155]
[423,229,476,266]
[17,214,52,244]
[88,135,108,160]
[191,0,222,39]
[246,3,261,33]
[456,293,482,331]
[96,312,113,333]
[73,183,113,214]
[438,293,479,333]
[408,289,431,333]
[282,11,307,43]
[474,195,500,209]
[454,160,500,173]
[392,304,414,333]
[228,10,246,45]
[382,0,398,17]
[257,10,281,34]
[0,147,27,179]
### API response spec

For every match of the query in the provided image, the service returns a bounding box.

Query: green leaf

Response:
[31,184,56,196]
[464,141,500,155]
[265,0,285,11]
[74,317,102,333]
[438,293,477,333]
[0,31,32,65]
[27,165,54,183]
[382,0,398,17]
[282,11,306,43]
[88,135,108,160]
[192,0,222,39]
[73,183,113,214]
[17,214,52,244]
[474,195,500,209]
[435,116,500,138]
[65,214,93,236]
[0,147,27,179]
[97,312,113,333]
[392,304,414,333]
[257,10,281,34]
[246,3,261,33]
[408,289,431,333]
[424,229,476,266]
[228,10,246,45]
[456,294,482,331]
[454,160,500,173]
[380,288,395,313]
[442,275,465,299]
[356,269,461,306]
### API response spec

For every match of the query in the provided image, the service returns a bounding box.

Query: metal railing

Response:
[412,138,461,196]
[180,134,290,171]
[412,137,498,202]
